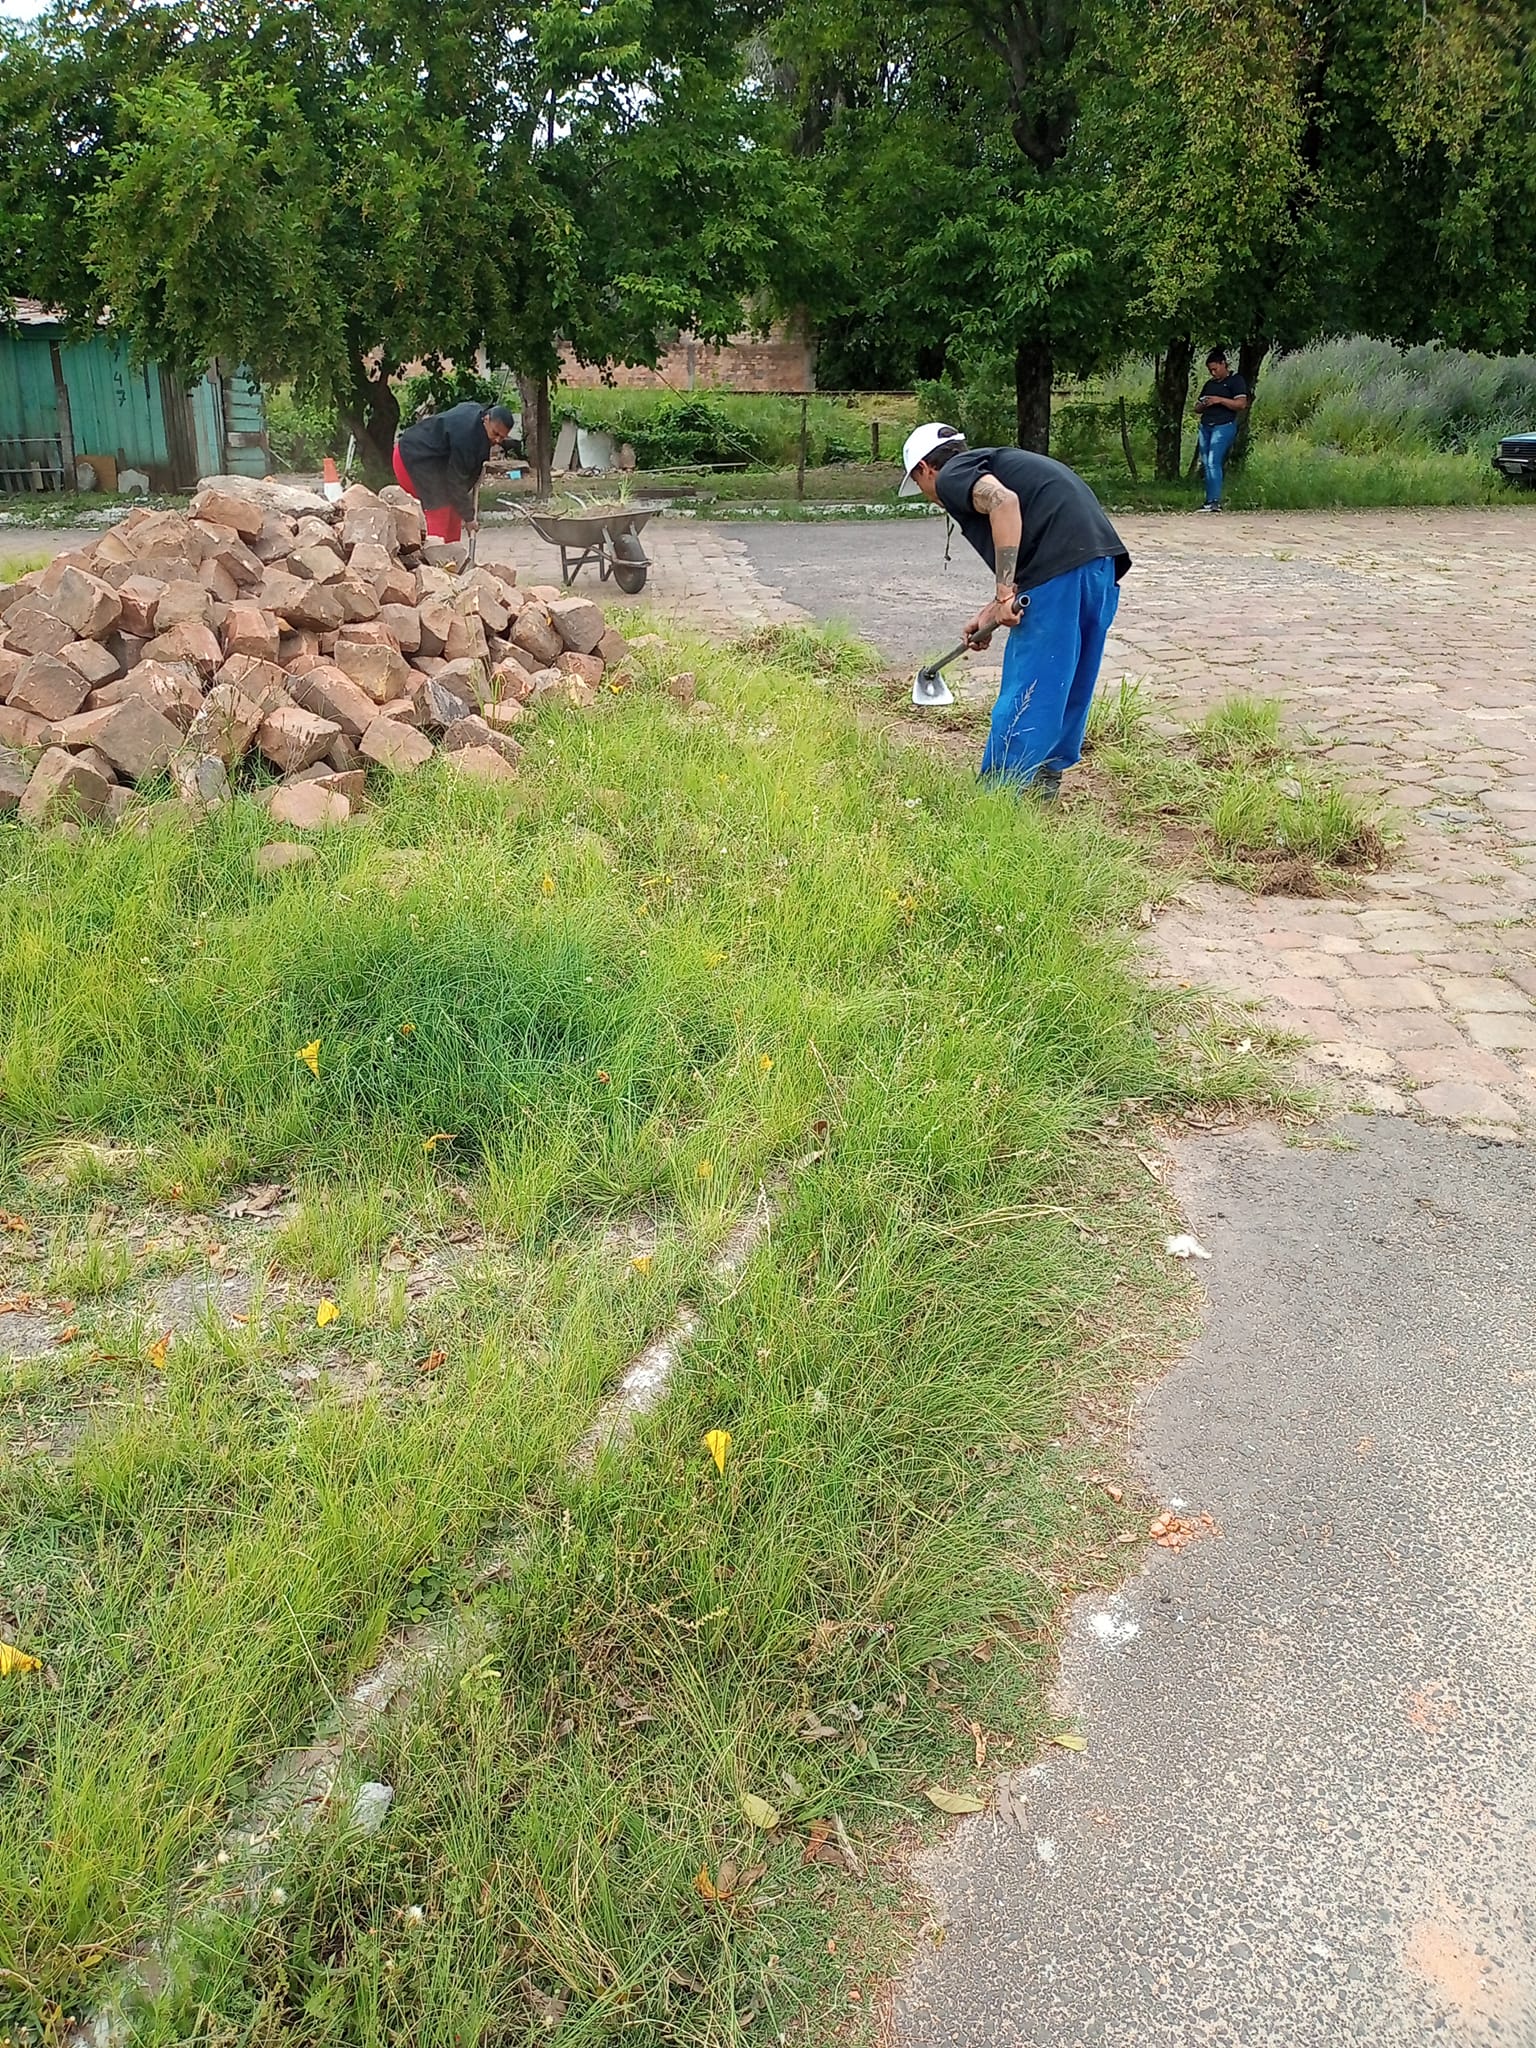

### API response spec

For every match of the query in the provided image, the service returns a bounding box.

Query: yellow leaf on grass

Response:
[1052,1732,1088,1751]
[541,873,556,895]
[297,1039,320,1077]
[741,1793,781,1830]
[630,1254,653,1275]
[925,1786,985,1815]
[758,1055,773,1073]
[694,1866,719,1902]
[145,1331,171,1371]
[422,1132,456,1154]
[316,1299,340,1329]
[695,1160,714,1181]
[0,1640,42,1677]
[703,1429,731,1474]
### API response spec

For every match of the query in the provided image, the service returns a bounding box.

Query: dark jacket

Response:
[395,401,494,519]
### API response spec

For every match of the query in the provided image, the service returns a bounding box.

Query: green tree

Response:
[3,0,809,484]
[769,0,1133,450]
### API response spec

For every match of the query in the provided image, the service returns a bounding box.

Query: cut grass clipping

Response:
[1,629,1259,2045]
[1085,681,1390,893]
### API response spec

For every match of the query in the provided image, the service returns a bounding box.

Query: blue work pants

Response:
[981,556,1121,784]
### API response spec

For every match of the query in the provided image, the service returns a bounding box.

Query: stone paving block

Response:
[1270,977,1341,1011]
[1464,1013,1536,1054]
[1342,976,1441,1011]
[1397,1047,1520,1089]
[1434,976,1531,1015]
[1363,1011,1465,1052]
[1410,1080,1519,1123]
[1344,950,1419,978]
[1364,929,1449,956]
[1307,1042,1400,1080]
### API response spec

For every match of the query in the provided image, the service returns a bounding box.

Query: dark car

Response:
[1493,433,1536,484]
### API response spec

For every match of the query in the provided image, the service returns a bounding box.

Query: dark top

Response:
[934,447,1131,591]
[395,401,494,517]
[1197,373,1249,423]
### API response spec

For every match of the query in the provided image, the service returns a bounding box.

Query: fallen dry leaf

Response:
[53,1325,81,1346]
[1,1213,29,1233]
[297,1039,320,1078]
[741,1793,780,1831]
[223,1183,290,1219]
[422,1132,456,1154]
[703,1428,731,1475]
[416,1349,448,1374]
[1052,1732,1088,1752]
[145,1331,172,1371]
[0,1640,43,1677]
[925,1786,985,1816]
[694,1866,720,1903]
[315,1299,339,1329]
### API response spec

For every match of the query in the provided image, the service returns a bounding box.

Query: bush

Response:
[914,351,1015,449]
[576,396,768,469]
[1254,337,1536,458]
[263,385,345,471]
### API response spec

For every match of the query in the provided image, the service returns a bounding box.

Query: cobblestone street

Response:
[731,507,1536,1136]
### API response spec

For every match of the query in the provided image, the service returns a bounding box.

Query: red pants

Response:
[392,446,463,542]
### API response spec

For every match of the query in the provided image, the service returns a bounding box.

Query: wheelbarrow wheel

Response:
[611,531,648,594]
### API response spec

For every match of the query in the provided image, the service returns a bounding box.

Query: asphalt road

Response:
[896,1116,1536,2048]
[732,517,1008,669]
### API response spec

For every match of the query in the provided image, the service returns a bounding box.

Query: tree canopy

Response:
[2,0,1531,474]
[2,0,814,476]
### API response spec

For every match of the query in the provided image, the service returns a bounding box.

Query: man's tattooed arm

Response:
[971,473,1013,514]
[971,473,1022,601]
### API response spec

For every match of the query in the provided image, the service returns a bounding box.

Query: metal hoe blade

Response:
[912,638,968,709]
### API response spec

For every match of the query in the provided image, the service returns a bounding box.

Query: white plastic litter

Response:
[1165,1234,1211,1260]
[350,1781,394,1833]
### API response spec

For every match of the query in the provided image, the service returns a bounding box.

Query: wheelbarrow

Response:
[524,507,656,593]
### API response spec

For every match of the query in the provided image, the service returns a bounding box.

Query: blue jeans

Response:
[981,556,1121,784]
[1199,418,1237,504]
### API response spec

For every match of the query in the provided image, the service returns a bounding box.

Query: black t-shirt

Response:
[1197,373,1249,422]
[396,401,494,515]
[933,447,1131,591]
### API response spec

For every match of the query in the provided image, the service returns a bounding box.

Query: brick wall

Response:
[558,329,815,395]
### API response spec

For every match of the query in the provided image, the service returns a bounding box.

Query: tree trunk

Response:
[1014,338,1052,454]
[340,362,400,487]
[1232,335,1269,466]
[518,373,553,499]
[1152,336,1193,481]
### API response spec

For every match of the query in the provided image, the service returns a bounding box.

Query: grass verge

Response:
[2,629,1265,2045]
[1082,683,1392,893]
[879,673,1389,898]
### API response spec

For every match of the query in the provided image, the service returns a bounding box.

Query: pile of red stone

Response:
[0,474,631,837]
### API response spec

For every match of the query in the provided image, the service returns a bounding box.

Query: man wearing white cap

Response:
[899,422,1131,799]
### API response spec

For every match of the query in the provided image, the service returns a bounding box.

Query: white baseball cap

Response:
[898,421,965,495]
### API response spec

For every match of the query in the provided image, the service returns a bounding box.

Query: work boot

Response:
[1030,768,1063,804]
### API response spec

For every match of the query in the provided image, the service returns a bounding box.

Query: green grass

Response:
[1086,683,1391,886]
[0,630,1265,2045]
[0,552,52,580]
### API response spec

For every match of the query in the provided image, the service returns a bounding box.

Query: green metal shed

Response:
[0,300,269,492]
